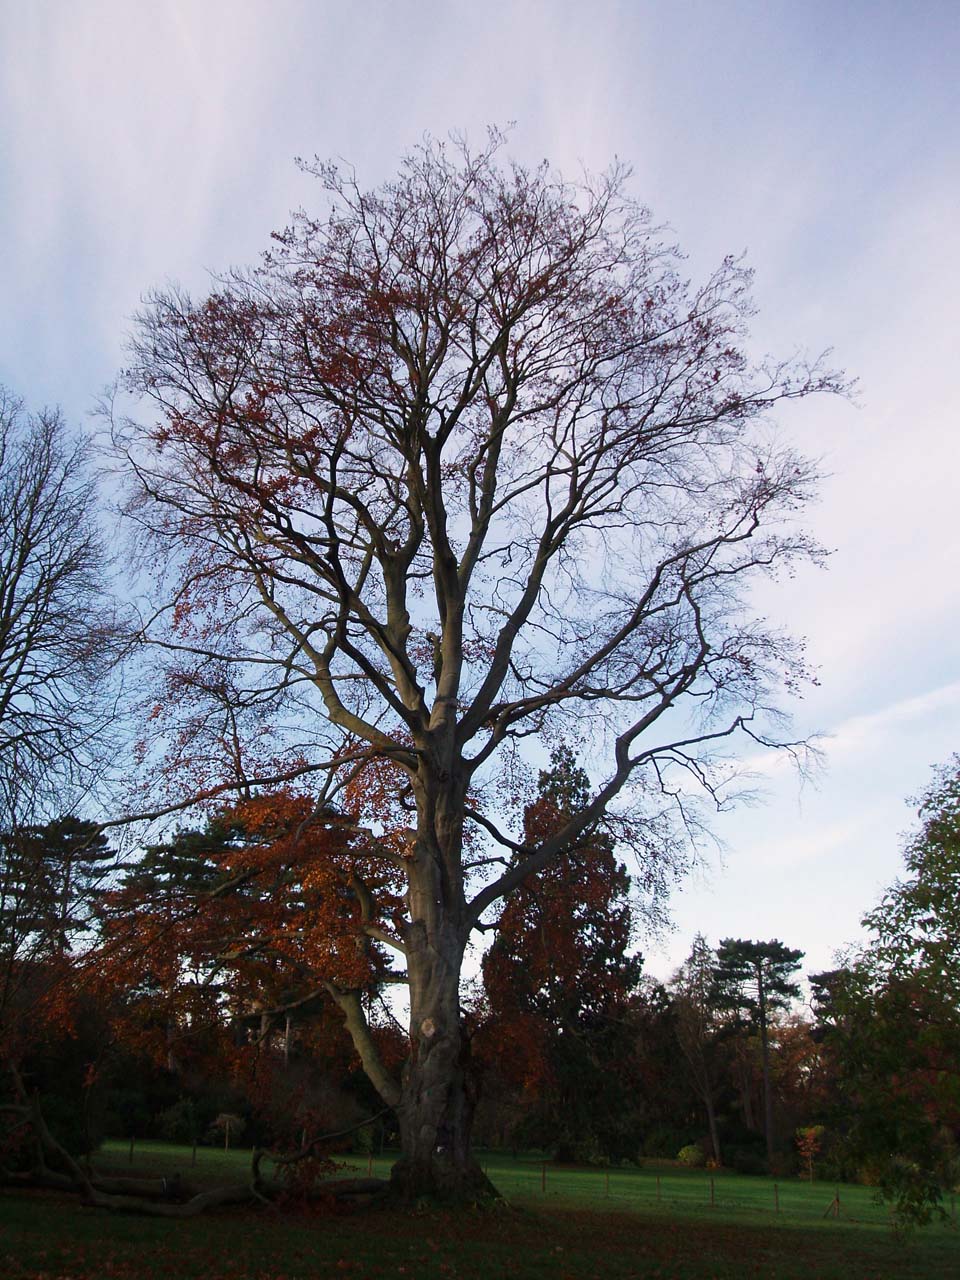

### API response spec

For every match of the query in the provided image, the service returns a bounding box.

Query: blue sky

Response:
[2,0,958,986]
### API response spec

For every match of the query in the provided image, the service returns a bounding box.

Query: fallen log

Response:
[3,1080,391,1218]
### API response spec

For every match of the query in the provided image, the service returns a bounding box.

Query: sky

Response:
[2,0,958,991]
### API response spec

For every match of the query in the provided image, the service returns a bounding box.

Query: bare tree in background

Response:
[113,134,842,1200]
[0,389,129,1054]
[0,388,126,826]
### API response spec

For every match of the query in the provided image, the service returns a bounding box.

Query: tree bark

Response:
[388,775,495,1201]
[734,1049,756,1131]
[390,960,492,1200]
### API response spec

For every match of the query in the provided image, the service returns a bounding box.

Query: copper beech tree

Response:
[112,134,840,1199]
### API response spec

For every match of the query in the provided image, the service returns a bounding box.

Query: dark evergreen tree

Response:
[712,938,803,1167]
[671,934,726,1163]
[480,748,644,1160]
[1,817,114,960]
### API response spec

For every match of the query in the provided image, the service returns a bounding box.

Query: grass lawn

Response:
[0,1143,956,1278]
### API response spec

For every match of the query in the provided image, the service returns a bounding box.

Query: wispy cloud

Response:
[738,680,960,781]
[827,681,960,759]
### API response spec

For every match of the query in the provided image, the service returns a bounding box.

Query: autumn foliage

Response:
[475,751,644,1158]
[8,131,846,1203]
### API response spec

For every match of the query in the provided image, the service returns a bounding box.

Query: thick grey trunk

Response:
[331,752,494,1199]
[390,935,492,1200]
[389,770,495,1201]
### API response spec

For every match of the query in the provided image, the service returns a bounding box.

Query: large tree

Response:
[112,134,839,1199]
[711,938,804,1168]
[671,934,726,1164]
[814,758,960,1226]
[0,389,126,829]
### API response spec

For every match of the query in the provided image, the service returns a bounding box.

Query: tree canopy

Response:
[813,758,960,1226]
[0,389,126,828]
[712,938,804,1166]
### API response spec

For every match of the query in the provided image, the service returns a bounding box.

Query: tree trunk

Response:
[389,926,493,1201]
[332,757,497,1202]
[387,764,495,1201]
[758,972,775,1167]
[705,1093,722,1166]
[734,1049,756,1131]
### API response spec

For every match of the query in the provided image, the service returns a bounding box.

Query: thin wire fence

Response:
[467,1157,919,1230]
[101,1142,958,1234]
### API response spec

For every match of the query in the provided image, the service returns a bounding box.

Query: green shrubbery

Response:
[641,1126,694,1159]
[677,1144,705,1167]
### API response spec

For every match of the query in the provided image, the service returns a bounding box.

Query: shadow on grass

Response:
[1,1181,957,1279]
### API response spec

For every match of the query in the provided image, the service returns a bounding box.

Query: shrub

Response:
[157,1098,203,1145]
[642,1126,693,1159]
[795,1124,825,1180]
[677,1144,705,1168]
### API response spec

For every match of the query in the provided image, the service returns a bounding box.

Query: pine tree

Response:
[712,938,803,1166]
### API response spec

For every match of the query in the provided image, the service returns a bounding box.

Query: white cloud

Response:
[827,681,960,758]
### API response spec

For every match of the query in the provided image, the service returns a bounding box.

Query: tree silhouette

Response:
[815,758,960,1226]
[479,748,643,1159]
[671,934,725,1163]
[112,132,839,1199]
[712,938,803,1166]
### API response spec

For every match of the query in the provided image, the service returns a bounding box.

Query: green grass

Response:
[97,1141,953,1230]
[0,1143,956,1278]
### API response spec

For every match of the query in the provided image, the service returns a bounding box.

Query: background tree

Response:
[59,798,405,1168]
[0,388,128,1107]
[0,822,131,1178]
[0,818,114,961]
[0,388,126,828]
[99,793,403,1080]
[477,748,643,1161]
[0,815,123,1164]
[814,758,960,1226]
[0,817,115,1079]
[769,1012,830,1149]
[712,938,803,1168]
[670,934,726,1163]
[112,133,840,1199]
